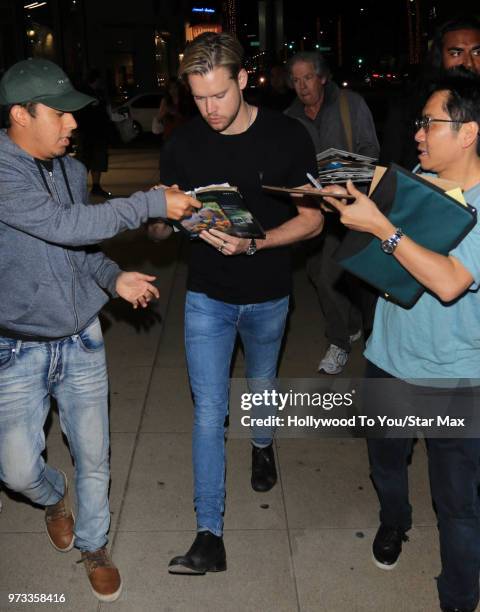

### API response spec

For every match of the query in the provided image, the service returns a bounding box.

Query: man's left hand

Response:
[200,228,251,255]
[116,271,160,308]
[322,180,393,238]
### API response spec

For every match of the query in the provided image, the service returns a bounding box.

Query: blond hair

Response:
[179,32,244,82]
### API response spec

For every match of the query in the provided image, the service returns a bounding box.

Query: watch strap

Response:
[381,228,404,254]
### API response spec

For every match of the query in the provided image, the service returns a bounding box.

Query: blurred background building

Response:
[0,0,477,106]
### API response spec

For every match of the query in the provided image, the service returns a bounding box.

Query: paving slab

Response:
[117,432,195,533]
[108,365,152,433]
[291,526,440,612]
[107,530,298,612]
[141,368,193,433]
[278,438,435,530]
[119,434,286,534]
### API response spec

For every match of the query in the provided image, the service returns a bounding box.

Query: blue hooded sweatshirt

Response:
[0,129,167,339]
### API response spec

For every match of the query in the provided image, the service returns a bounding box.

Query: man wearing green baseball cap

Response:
[0,57,96,110]
[0,58,198,603]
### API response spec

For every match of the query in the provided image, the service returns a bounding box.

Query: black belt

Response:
[0,327,71,343]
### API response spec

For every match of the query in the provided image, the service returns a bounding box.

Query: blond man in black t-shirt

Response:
[148,32,323,575]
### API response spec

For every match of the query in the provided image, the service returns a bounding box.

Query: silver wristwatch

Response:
[381,228,404,254]
[245,238,257,256]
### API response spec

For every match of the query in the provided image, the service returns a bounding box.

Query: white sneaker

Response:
[349,329,362,344]
[317,344,349,375]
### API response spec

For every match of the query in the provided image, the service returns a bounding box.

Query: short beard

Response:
[207,97,243,133]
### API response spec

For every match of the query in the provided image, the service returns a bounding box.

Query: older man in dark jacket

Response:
[286,51,379,375]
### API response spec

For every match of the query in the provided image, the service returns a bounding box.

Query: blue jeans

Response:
[185,291,289,537]
[0,318,110,552]
[366,361,480,611]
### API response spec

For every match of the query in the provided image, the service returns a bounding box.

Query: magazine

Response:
[262,185,356,200]
[316,147,377,184]
[174,185,265,239]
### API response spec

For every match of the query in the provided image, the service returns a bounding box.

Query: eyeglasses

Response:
[414,116,466,132]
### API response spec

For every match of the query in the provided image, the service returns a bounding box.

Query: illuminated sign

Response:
[192,7,216,13]
[186,23,222,41]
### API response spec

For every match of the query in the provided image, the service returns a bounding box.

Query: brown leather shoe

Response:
[79,547,122,602]
[45,470,75,552]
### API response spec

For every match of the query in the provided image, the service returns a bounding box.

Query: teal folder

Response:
[334,164,477,308]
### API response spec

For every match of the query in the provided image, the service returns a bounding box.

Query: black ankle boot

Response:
[251,442,277,492]
[168,531,226,575]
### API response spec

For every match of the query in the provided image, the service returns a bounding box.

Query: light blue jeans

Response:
[0,318,110,552]
[185,290,290,536]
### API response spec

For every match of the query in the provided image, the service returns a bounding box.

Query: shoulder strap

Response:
[339,89,353,152]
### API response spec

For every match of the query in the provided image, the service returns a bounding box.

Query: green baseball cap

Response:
[0,58,95,111]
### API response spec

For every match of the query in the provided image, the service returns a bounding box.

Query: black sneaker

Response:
[441,607,476,612]
[168,531,226,575]
[372,524,408,570]
[251,443,277,492]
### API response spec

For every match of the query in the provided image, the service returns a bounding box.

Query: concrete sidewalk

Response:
[0,149,440,612]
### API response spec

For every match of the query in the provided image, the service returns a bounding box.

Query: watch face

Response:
[381,229,403,254]
[381,240,394,254]
[246,238,257,255]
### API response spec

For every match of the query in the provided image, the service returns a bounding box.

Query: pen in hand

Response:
[305,172,351,211]
[305,172,355,201]
[306,172,324,190]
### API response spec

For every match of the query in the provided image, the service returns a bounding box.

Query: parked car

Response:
[113,92,164,134]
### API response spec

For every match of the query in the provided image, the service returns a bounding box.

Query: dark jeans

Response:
[307,218,377,350]
[366,360,480,611]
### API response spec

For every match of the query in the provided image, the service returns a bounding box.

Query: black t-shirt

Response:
[160,107,316,304]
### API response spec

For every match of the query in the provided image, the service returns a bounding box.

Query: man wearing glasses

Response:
[323,70,480,612]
